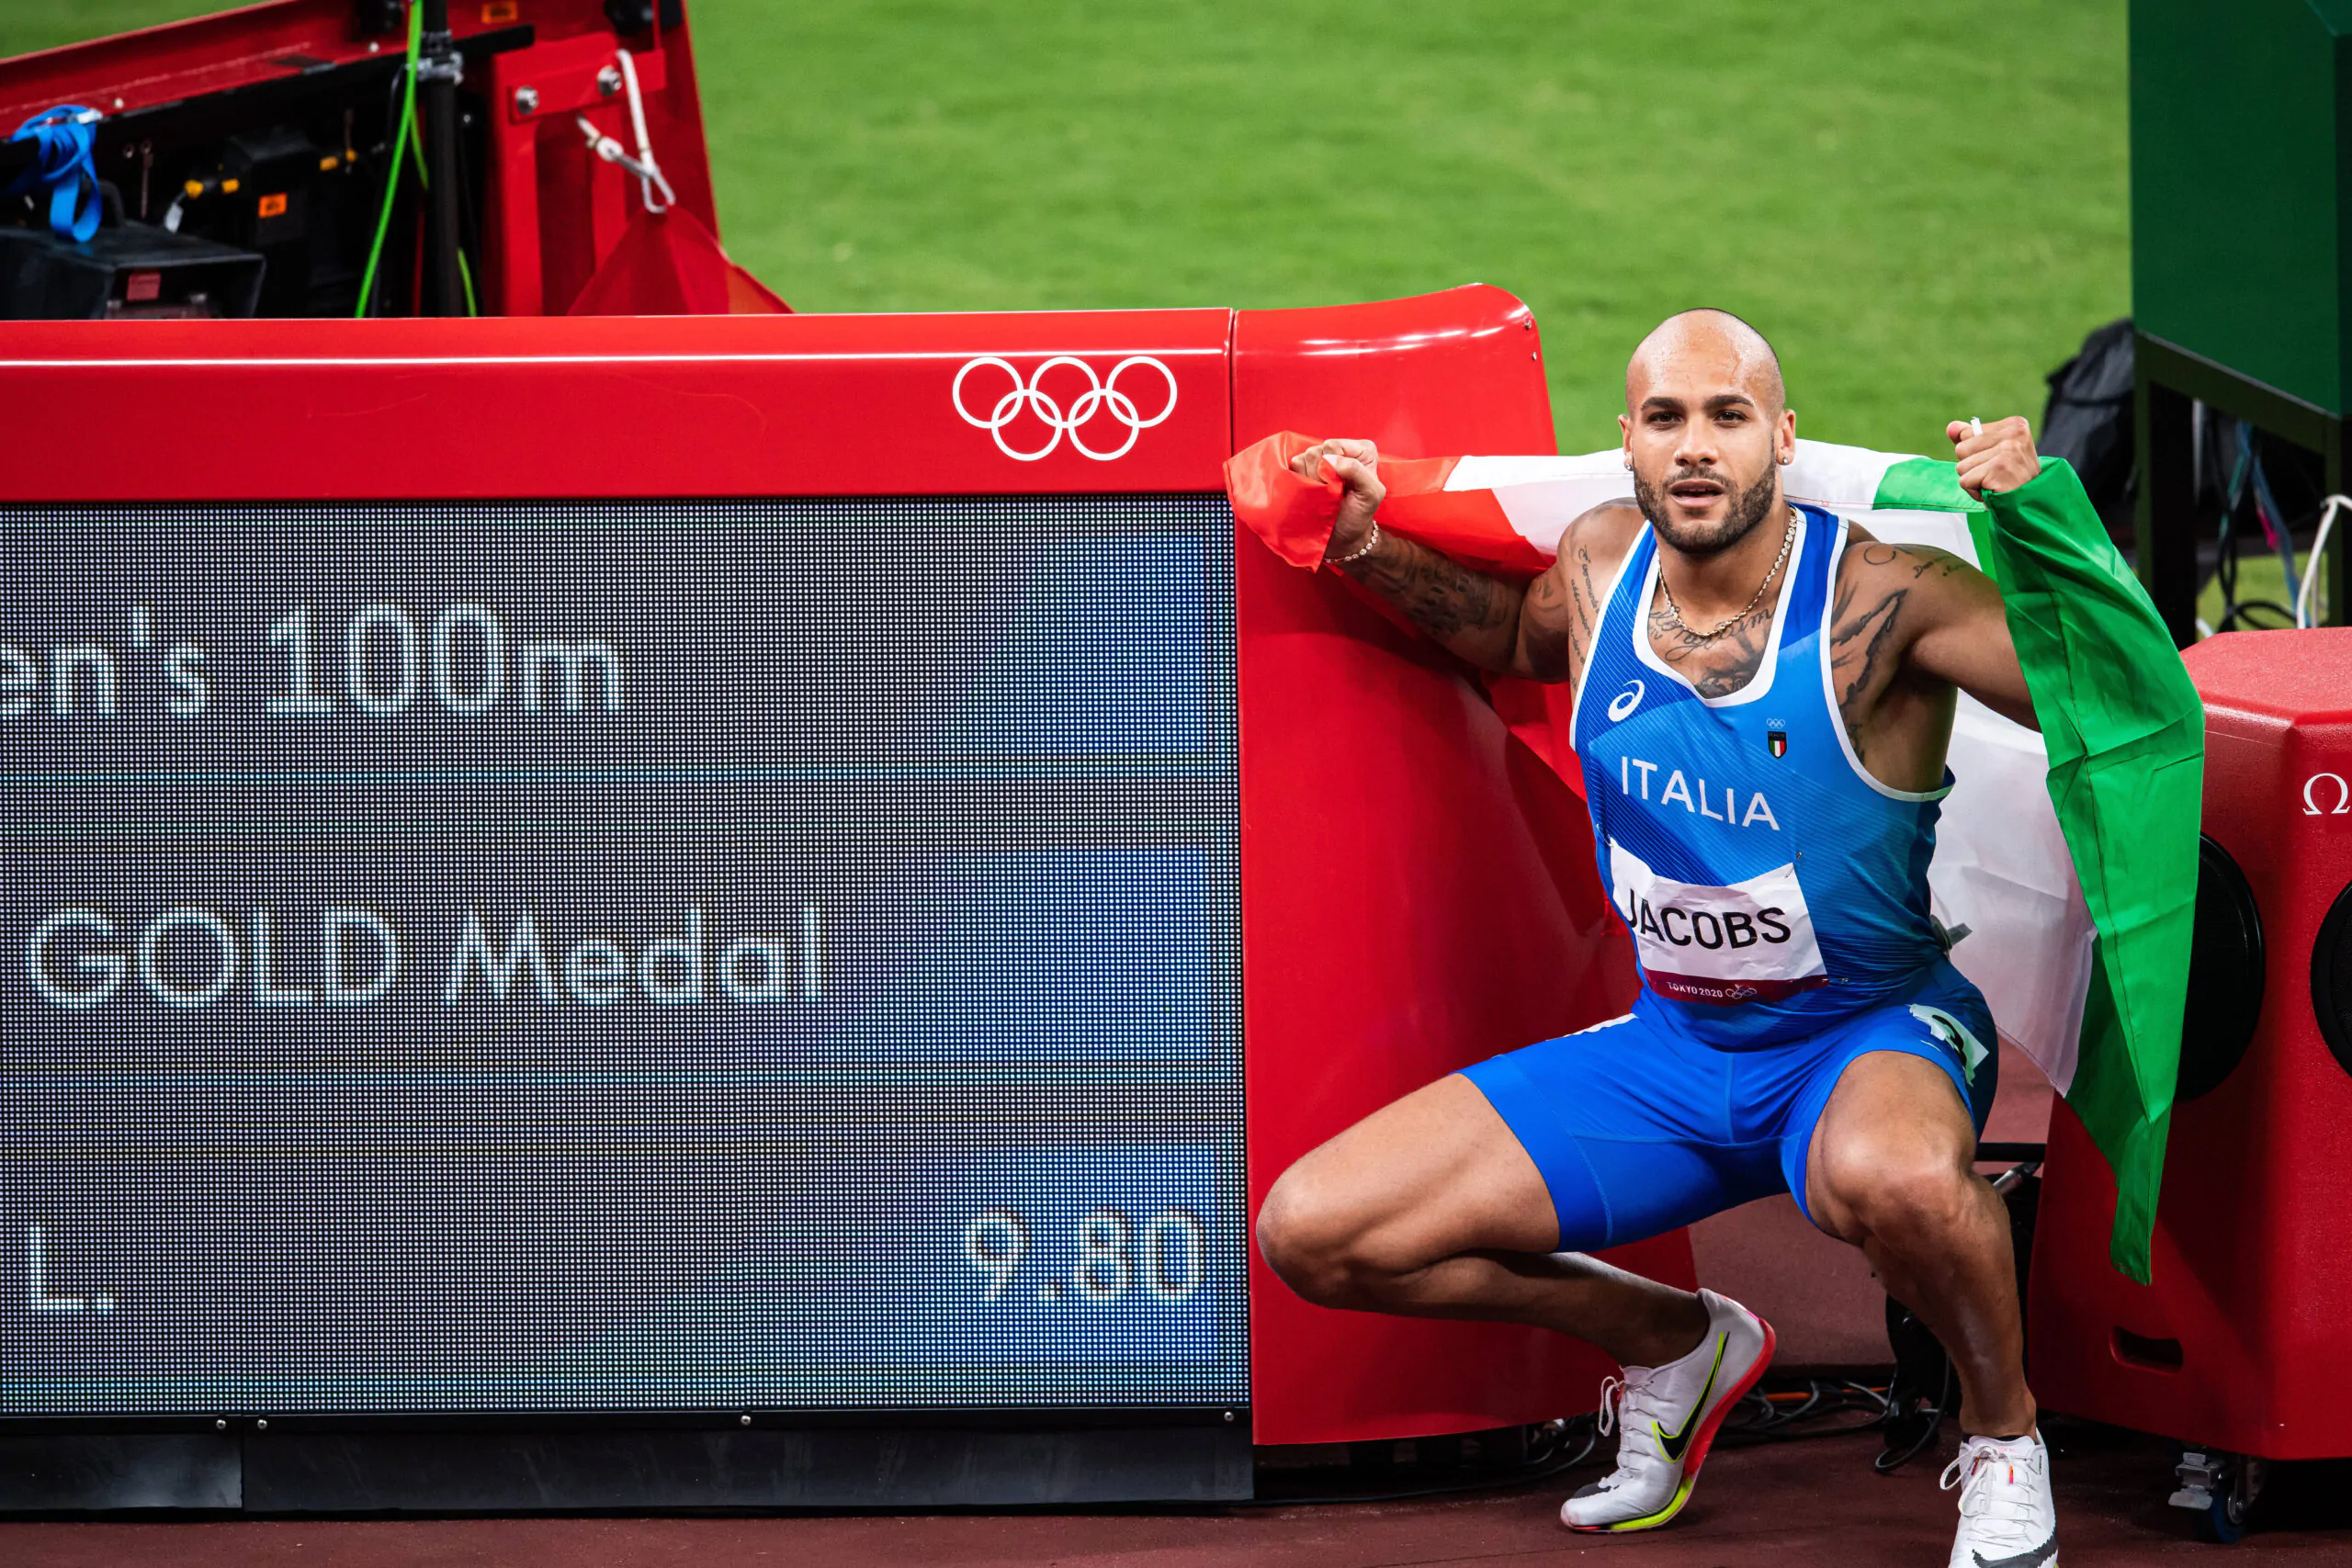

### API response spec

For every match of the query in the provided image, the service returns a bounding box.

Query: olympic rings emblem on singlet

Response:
[952,355,1179,462]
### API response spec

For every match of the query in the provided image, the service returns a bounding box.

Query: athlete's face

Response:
[1619,337,1797,558]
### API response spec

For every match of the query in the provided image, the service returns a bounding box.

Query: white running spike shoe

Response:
[1560,1288,1776,1532]
[1943,1431,2060,1568]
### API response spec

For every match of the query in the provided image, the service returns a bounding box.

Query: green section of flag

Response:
[1945,460,2200,1283]
[1871,456,1981,513]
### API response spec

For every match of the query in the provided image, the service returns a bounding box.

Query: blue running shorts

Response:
[1458,959,1997,1250]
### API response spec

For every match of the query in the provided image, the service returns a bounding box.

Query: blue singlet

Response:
[1572,502,1951,1044]
[1460,504,1997,1245]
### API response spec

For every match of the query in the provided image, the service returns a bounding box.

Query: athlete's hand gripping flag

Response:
[1226,425,2202,1281]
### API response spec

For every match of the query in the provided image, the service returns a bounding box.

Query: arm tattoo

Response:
[1519,569,1574,680]
[1828,545,1955,729]
[1830,579,1908,725]
[1897,545,1970,581]
[1569,543,1608,677]
[1343,532,1518,654]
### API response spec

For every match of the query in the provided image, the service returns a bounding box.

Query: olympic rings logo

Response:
[952,355,1179,462]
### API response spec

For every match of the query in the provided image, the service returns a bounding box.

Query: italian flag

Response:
[1227,432,2202,1282]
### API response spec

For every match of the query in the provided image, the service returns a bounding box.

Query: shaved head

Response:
[1626,309,1785,417]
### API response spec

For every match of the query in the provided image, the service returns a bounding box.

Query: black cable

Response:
[2214,508,2238,619]
[1725,1416,1893,1447]
[2217,597,2296,632]
[1874,1357,1954,1474]
[2209,417,2256,631]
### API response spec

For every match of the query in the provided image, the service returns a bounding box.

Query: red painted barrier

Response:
[1232,288,1680,1443]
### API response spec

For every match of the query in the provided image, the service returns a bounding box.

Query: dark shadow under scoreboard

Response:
[0,496,1245,1475]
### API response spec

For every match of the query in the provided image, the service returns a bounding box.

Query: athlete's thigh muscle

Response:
[1267,1073,1558,1269]
[1804,1049,1979,1241]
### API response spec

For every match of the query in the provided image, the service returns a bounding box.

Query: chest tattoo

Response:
[1646,593,1775,700]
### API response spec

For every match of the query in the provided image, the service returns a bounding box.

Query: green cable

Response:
[354,1,479,318]
[352,0,422,318]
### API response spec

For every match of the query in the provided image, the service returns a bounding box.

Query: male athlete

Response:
[1253,310,2062,1566]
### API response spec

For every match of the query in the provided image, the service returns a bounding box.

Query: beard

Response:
[1634,461,1782,557]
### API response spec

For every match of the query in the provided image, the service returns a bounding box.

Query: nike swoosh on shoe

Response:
[1652,1333,1727,1464]
[1974,1529,2059,1568]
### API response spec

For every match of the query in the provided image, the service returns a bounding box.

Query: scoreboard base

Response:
[0,1416,1253,1511]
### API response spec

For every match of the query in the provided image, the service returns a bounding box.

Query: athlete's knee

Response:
[1815,1125,1978,1246]
[1255,1167,1396,1309]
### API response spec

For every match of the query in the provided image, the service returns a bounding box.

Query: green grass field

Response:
[10,2,2129,455]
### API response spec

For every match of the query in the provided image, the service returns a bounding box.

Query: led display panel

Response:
[0,493,1245,1416]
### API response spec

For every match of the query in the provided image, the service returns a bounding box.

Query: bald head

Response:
[1626,308,1785,417]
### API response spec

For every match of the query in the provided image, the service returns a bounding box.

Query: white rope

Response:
[616,50,662,212]
[573,48,674,213]
[2296,494,2350,629]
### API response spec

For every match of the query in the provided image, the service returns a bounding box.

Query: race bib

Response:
[1608,840,1826,1006]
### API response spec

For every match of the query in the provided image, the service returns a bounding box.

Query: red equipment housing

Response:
[0,0,729,319]
[0,287,1691,1444]
[2029,627,2352,1460]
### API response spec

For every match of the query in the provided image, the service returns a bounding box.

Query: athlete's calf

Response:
[1805,1050,2036,1439]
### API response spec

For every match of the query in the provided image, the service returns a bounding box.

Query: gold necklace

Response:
[1658,506,1797,643]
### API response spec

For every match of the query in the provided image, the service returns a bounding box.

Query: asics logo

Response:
[1606,680,1645,722]
[1653,1332,1727,1464]
[952,355,1178,462]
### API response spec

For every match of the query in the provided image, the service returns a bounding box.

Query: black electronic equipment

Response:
[0,14,532,321]
[171,125,363,316]
[0,216,263,320]
[605,0,685,35]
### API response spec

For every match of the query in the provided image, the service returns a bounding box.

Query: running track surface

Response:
[6,1422,2347,1566]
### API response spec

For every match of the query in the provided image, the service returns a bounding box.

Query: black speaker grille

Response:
[2179,835,2265,1102]
[2309,876,2352,1083]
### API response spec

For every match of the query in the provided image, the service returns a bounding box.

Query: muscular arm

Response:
[1283,437,1635,684]
[1337,503,1634,684]
[1830,535,2039,739]
[1901,551,2037,729]
[1337,529,1531,674]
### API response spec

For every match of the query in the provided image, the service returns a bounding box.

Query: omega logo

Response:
[2304,773,2351,817]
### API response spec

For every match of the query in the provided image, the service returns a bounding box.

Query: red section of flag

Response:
[1223,431,1553,578]
[1220,431,1349,569]
[1380,479,1552,579]
[1224,430,1583,785]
